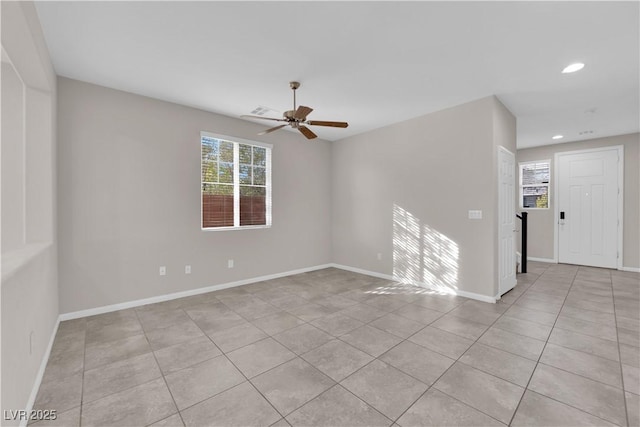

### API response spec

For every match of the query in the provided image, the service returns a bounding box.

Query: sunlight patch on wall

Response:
[392,204,459,295]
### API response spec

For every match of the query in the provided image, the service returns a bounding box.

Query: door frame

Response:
[498,145,517,297]
[553,145,624,269]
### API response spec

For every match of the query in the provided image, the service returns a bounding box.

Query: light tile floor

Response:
[32,263,639,426]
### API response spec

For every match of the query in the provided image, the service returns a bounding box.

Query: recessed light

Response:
[552,135,564,140]
[562,63,585,73]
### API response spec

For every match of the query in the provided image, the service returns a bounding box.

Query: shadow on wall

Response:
[386,204,460,295]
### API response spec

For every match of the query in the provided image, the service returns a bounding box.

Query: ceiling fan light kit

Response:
[241,81,348,140]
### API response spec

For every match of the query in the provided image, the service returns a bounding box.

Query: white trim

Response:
[265,147,273,227]
[201,131,273,149]
[200,132,273,231]
[554,145,624,269]
[200,225,270,232]
[621,266,640,273]
[330,263,497,303]
[498,146,517,296]
[553,153,559,263]
[329,263,394,281]
[617,147,624,271]
[519,159,551,210]
[59,264,333,320]
[233,140,240,226]
[527,257,556,263]
[21,317,60,427]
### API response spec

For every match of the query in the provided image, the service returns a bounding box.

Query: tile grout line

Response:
[133,308,189,427]
[52,267,633,426]
[531,274,628,423]
[506,263,580,426]
[74,318,189,421]
[531,360,626,391]
[40,270,517,423]
[280,284,463,423]
[33,273,444,426]
[242,276,399,423]
[79,325,88,427]
[176,274,391,420]
[387,272,550,426]
[610,269,631,427]
[519,388,623,427]
[510,267,631,426]
[283,383,395,426]
[177,304,290,423]
[272,292,426,421]
[332,274,543,424]
[349,267,627,426]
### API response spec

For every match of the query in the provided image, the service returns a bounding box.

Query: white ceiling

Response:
[34,1,639,148]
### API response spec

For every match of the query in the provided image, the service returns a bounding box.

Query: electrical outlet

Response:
[228,259,234,268]
[377,253,382,261]
[185,265,191,274]
[159,266,166,276]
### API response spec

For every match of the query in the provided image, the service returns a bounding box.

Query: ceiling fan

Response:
[241,81,348,140]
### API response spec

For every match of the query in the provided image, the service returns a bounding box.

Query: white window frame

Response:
[519,160,550,210]
[201,131,272,231]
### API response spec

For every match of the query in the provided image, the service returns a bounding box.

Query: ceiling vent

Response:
[579,130,595,136]
[250,106,278,116]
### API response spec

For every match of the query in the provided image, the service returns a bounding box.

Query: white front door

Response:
[557,148,620,269]
[498,146,517,296]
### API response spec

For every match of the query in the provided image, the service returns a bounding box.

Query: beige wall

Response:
[1,1,58,422]
[331,96,516,299]
[516,133,640,269]
[57,77,333,314]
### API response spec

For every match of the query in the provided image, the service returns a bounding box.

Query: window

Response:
[201,132,272,229]
[519,160,550,209]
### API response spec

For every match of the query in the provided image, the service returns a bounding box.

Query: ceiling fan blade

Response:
[307,120,349,128]
[294,106,313,120]
[298,125,317,140]
[241,115,286,122]
[258,124,287,135]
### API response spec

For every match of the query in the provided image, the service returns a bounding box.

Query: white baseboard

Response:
[329,263,393,281]
[330,263,497,303]
[527,257,556,263]
[524,258,638,272]
[60,264,333,321]
[21,317,60,427]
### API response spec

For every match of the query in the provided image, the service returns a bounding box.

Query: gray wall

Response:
[517,133,640,269]
[57,77,333,314]
[331,96,516,299]
[1,2,58,422]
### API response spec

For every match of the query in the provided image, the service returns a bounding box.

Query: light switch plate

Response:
[468,210,483,219]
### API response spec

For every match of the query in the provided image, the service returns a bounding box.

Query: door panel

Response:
[591,184,604,256]
[499,147,516,296]
[558,149,619,268]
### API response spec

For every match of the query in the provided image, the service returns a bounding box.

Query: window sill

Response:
[1,242,52,282]
[201,225,272,232]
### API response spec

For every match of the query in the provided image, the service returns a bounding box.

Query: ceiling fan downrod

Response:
[290,81,300,113]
